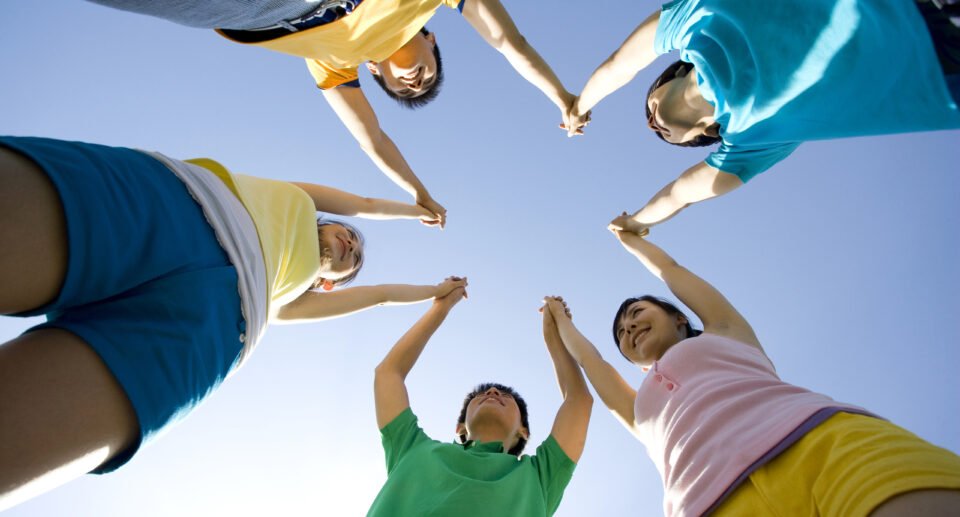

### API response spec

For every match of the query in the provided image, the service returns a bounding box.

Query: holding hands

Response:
[434,276,468,309]
[416,195,447,229]
[608,211,650,237]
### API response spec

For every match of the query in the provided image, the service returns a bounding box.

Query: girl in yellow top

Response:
[0,136,464,511]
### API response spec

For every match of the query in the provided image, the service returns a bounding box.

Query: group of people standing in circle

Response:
[2,0,960,515]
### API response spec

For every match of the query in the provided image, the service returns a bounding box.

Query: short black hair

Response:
[457,382,529,456]
[370,27,444,109]
[315,218,365,288]
[646,60,722,148]
[612,296,703,360]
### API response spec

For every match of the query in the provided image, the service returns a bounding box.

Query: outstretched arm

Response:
[566,11,661,135]
[275,277,465,323]
[540,297,593,462]
[545,298,640,437]
[610,162,743,234]
[322,86,446,227]
[462,0,576,119]
[291,181,434,223]
[612,230,760,350]
[374,281,468,428]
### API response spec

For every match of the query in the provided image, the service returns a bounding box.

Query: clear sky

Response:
[2,1,959,516]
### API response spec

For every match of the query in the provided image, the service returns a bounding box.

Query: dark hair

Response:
[457,382,529,456]
[315,218,365,288]
[370,27,444,109]
[646,60,722,148]
[612,296,702,359]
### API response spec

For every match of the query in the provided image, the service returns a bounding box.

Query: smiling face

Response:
[456,383,530,456]
[367,31,438,99]
[317,223,363,284]
[614,300,689,367]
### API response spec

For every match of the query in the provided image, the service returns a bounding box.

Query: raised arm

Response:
[321,86,446,227]
[612,230,761,350]
[545,298,640,437]
[610,161,743,234]
[275,277,465,323]
[567,11,662,135]
[462,0,575,117]
[374,281,468,428]
[290,181,435,224]
[539,297,593,462]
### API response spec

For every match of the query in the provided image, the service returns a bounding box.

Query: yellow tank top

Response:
[216,0,461,89]
[187,159,320,320]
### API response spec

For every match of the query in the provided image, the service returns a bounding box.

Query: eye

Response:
[502,393,513,399]
[631,307,642,318]
[617,327,625,340]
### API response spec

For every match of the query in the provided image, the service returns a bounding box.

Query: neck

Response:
[682,71,716,127]
[466,422,515,450]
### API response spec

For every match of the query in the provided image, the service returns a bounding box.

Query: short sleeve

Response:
[705,141,801,183]
[654,0,699,55]
[306,59,361,90]
[530,435,577,515]
[380,408,432,473]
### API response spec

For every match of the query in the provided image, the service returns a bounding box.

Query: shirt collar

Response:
[459,439,506,453]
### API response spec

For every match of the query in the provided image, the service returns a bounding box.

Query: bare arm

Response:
[547,301,641,437]
[540,297,593,462]
[275,277,464,323]
[613,230,761,350]
[290,182,432,222]
[321,86,445,226]
[374,285,467,428]
[612,162,743,233]
[463,0,575,113]
[567,11,661,132]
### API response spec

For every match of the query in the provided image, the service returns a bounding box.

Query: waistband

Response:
[218,0,365,44]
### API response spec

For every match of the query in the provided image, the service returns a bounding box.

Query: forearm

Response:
[376,304,449,379]
[544,332,591,400]
[275,284,439,323]
[499,37,573,111]
[364,131,432,202]
[574,12,660,116]
[555,318,635,426]
[631,163,738,227]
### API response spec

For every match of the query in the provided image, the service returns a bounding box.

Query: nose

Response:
[484,387,501,396]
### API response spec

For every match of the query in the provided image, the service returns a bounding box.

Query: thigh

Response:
[0,137,230,315]
[0,146,68,313]
[0,328,138,511]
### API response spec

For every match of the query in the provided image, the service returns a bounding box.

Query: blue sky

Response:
[2,1,959,515]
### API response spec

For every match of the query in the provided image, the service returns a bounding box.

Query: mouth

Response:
[336,236,347,261]
[632,327,650,349]
[479,396,504,407]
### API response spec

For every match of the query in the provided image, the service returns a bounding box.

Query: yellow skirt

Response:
[714,412,960,517]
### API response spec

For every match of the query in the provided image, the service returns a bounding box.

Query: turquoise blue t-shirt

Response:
[654,0,960,182]
[367,408,576,516]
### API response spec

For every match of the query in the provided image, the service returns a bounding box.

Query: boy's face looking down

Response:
[456,384,530,456]
[367,31,439,98]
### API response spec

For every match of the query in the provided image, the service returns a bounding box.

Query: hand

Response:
[434,276,468,299]
[417,195,447,229]
[434,283,468,310]
[540,295,572,322]
[559,98,591,138]
[608,211,650,236]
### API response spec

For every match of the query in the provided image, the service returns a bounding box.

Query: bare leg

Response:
[870,489,960,517]
[0,146,68,313]
[0,329,138,511]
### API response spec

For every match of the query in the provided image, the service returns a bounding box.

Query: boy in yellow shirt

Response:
[87,0,577,227]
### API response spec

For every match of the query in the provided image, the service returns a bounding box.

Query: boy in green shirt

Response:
[370,281,592,516]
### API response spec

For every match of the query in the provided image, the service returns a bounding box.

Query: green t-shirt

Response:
[367,408,576,516]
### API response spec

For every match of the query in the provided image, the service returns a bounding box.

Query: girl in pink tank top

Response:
[541,227,960,517]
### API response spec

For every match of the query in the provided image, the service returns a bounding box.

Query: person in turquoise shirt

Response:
[369,283,593,516]
[561,0,960,234]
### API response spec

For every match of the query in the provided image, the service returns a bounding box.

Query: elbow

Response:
[497,33,528,56]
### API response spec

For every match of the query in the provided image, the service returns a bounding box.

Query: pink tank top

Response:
[633,334,868,517]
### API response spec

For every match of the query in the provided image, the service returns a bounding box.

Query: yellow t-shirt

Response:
[217,0,462,89]
[187,159,320,320]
